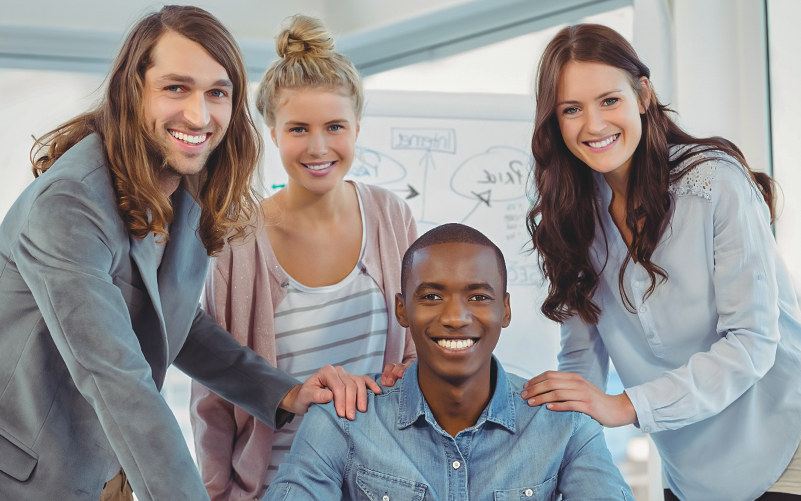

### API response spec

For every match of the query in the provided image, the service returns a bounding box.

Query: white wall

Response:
[673,0,771,173]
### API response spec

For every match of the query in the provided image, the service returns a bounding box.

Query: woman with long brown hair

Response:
[522,24,801,500]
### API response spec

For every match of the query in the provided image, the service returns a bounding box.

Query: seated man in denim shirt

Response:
[264,223,633,500]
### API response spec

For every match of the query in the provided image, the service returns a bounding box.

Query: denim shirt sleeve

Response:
[625,160,781,433]
[263,403,348,501]
[558,317,610,392]
[558,413,632,500]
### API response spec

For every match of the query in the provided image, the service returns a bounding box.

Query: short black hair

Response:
[401,223,507,297]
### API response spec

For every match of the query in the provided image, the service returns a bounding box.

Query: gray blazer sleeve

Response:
[13,180,209,501]
[174,306,299,429]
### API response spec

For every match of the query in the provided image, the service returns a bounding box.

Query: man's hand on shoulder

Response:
[279,365,383,420]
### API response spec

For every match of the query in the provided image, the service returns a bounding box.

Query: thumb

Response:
[311,387,333,405]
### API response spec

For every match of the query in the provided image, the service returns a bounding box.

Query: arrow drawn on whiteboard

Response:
[419,150,435,221]
[461,190,492,223]
[392,184,420,200]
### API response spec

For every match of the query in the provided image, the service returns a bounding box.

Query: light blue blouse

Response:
[557,148,801,501]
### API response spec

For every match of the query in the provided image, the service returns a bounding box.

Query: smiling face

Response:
[556,61,648,180]
[142,31,233,184]
[270,89,359,196]
[395,243,511,385]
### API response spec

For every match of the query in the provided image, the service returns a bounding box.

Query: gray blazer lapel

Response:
[128,233,169,380]
[158,188,209,364]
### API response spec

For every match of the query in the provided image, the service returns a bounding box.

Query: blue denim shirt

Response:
[264,358,632,500]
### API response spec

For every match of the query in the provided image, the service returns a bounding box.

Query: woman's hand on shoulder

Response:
[380,361,412,387]
[521,370,637,428]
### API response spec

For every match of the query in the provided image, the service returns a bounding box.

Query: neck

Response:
[279,179,354,224]
[159,172,181,197]
[417,359,495,437]
[602,164,630,202]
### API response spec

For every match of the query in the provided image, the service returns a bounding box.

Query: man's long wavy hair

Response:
[527,24,775,325]
[30,5,261,256]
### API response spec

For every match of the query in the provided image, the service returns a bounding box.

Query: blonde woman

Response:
[189,15,417,501]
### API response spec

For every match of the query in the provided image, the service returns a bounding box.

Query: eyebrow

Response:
[557,89,622,107]
[157,73,233,88]
[285,119,350,127]
[413,281,496,294]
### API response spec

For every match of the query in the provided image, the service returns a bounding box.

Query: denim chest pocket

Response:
[356,467,428,501]
[494,475,557,501]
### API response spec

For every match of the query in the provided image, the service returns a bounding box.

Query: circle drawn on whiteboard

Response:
[347,145,407,185]
[450,146,530,204]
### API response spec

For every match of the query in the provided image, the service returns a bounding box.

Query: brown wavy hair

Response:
[30,5,262,256]
[527,24,775,324]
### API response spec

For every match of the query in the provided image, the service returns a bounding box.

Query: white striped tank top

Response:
[266,189,387,485]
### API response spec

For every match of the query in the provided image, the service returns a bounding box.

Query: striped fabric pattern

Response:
[266,267,388,483]
[266,187,388,484]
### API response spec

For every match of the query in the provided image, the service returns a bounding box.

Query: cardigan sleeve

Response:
[402,204,418,364]
[190,250,239,500]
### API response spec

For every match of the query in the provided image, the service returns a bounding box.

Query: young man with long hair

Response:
[0,6,380,501]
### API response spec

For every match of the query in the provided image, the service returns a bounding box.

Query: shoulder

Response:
[504,371,579,432]
[355,182,414,223]
[668,145,752,202]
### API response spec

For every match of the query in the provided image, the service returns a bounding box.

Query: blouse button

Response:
[639,305,647,313]
[525,488,534,497]
[633,280,641,288]
[452,460,461,469]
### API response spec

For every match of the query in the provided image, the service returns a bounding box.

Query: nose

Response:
[439,297,472,330]
[586,107,607,135]
[183,91,210,128]
[307,130,328,157]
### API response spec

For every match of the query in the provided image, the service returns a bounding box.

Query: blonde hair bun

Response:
[275,15,335,60]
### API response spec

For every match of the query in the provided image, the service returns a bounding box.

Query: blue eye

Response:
[562,107,579,115]
[209,89,227,98]
[328,124,344,131]
[166,85,182,92]
[289,127,307,133]
[602,97,619,106]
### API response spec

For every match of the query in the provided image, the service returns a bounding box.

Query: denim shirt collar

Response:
[396,356,517,433]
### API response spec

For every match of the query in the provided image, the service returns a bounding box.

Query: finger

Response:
[361,375,382,394]
[336,366,358,420]
[544,401,583,412]
[523,370,579,389]
[381,364,395,385]
[319,365,347,418]
[528,389,587,407]
[522,378,580,399]
[391,362,408,380]
[355,377,368,413]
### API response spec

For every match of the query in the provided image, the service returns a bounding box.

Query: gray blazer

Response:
[0,134,298,500]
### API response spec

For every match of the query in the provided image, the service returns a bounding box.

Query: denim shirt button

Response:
[452,460,461,469]
[382,496,389,501]
[525,488,534,497]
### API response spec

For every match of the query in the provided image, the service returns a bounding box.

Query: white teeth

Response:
[170,130,206,145]
[304,162,333,171]
[436,338,475,350]
[588,134,618,149]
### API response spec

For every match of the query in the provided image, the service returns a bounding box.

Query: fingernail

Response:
[521,390,528,398]
[547,404,553,409]
[528,398,536,406]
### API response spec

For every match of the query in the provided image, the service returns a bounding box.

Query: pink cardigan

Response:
[189,182,418,501]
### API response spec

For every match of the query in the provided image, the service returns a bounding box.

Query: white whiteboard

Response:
[261,90,561,378]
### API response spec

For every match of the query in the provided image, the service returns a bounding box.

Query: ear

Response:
[270,127,279,147]
[637,76,651,114]
[502,292,512,328]
[395,293,410,328]
[355,121,360,142]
